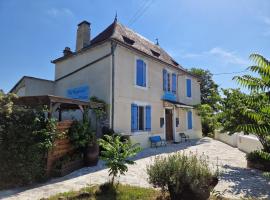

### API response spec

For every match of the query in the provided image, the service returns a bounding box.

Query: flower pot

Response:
[168,177,218,200]
[84,143,99,166]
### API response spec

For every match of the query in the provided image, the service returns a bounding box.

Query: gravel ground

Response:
[0,137,269,200]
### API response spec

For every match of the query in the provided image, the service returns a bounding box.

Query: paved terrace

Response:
[0,137,269,200]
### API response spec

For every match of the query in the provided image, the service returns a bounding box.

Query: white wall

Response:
[237,134,263,153]
[215,131,263,153]
[113,45,202,148]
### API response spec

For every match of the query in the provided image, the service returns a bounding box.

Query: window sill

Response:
[131,130,150,135]
[134,85,148,90]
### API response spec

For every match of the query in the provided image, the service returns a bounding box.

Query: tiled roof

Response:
[52,20,201,80]
[90,21,182,68]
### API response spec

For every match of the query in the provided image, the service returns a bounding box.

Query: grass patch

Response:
[46,183,163,200]
[46,183,263,200]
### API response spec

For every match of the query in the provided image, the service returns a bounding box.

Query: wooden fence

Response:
[46,120,74,176]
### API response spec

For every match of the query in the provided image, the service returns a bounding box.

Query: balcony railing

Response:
[162,91,176,101]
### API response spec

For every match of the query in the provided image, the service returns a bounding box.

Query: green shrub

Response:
[0,93,58,189]
[246,150,270,165]
[98,135,141,184]
[147,152,219,200]
[68,108,95,150]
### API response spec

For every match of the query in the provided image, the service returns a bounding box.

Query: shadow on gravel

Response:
[0,138,210,199]
[220,164,270,199]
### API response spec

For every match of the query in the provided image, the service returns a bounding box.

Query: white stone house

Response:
[10,19,202,147]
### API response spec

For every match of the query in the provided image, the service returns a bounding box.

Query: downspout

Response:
[110,40,117,130]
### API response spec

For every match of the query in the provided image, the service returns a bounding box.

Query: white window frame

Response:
[134,56,148,90]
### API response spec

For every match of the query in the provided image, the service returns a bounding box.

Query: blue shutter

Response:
[136,59,143,86]
[188,111,192,129]
[172,73,177,94]
[163,69,168,91]
[131,104,138,131]
[145,105,151,131]
[186,79,192,97]
[142,61,146,87]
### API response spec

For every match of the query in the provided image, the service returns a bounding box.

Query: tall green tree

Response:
[232,54,270,153]
[218,88,253,134]
[190,68,221,136]
[190,68,220,110]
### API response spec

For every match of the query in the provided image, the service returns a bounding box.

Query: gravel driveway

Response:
[0,137,269,200]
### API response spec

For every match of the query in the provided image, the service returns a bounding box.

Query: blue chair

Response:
[149,136,167,148]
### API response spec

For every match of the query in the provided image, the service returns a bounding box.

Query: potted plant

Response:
[68,108,99,167]
[147,152,219,200]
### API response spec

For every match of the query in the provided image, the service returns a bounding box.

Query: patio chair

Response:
[179,132,190,142]
[149,136,166,148]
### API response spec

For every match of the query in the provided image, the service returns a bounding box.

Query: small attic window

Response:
[171,59,179,66]
[122,36,135,45]
[150,49,160,57]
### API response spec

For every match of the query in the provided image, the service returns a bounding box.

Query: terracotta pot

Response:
[84,143,99,167]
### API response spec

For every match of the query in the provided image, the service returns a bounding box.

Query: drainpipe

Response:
[110,41,117,130]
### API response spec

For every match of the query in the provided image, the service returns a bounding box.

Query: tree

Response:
[196,104,219,136]
[190,68,220,110]
[232,54,270,153]
[218,88,252,134]
[190,68,221,136]
[98,135,141,184]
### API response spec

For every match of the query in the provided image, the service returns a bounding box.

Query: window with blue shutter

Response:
[145,105,151,131]
[131,104,138,131]
[163,69,167,91]
[172,73,177,94]
[142,61,146,87]
[186,79,192,97]
[187,110,192,129]
[136,59,146,87]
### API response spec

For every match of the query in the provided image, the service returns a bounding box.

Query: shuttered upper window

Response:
[136,59,146,87]
[163,69,177,94]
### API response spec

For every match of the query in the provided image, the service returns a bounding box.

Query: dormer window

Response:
[171,59,179,66]
[122,36,135,45]
[150,49,160,57]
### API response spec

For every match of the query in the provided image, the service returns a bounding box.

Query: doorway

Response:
[165,109,173,141]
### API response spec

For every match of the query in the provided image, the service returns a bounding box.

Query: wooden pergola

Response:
[14,95,104,121]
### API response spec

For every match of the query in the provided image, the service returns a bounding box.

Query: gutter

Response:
[110,41,117,130]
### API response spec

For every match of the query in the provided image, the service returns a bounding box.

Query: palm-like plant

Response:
[98,135,141,184]
[233,54,270,153]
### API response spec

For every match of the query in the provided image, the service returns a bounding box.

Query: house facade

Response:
[10,19,202,147]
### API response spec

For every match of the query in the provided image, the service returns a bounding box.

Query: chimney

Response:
[76,20,91,52]
[63,47,72,56]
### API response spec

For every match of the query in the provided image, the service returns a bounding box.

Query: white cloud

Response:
[46,8,74,17]
[207,47,249,65]
[179,47,249,66]
[261,16,270,26]
[259,16,270,36]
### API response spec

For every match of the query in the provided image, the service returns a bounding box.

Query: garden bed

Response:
[51,159,84,177]
[246,150,270,172]
[247,160,270,172]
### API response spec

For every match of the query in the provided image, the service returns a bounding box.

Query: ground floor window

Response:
[138,106,144,130]
[187,110,193,129]
[131,104,151,132]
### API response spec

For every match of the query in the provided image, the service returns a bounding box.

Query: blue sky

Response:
[0,0,269,93]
